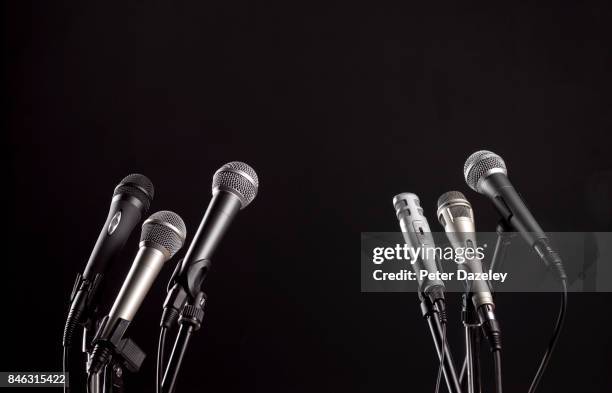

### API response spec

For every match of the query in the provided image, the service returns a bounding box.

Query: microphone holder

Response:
[161,292,206,393]
[83,316,146,393]
[489,221,515,288]
[419,293,463,393]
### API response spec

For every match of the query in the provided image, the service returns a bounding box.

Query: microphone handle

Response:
[481,173,566,279]
[443,231,494,308]
[83,194,145,281]
[63,195,144,348]
[180,191,242,265]
[162,192,242,326]
[88,246,168,375]
[104,246,167,332]
[480,173,546,247]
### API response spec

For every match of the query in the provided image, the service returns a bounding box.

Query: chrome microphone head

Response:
[212,161,259,209]
[464,151,507,193]
[113,173,155,213]
[436,191,475,232]
[140,211,187,258]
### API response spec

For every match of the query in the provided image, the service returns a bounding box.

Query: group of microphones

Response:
[392,150,568,393]
[62,162,259,393]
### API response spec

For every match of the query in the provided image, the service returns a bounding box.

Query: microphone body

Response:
[437,191,501,351]
[162,162,259,327]
[464,151,566,279]
[88,211,186,374]
[479,172,545,247]
[104,246,167,327]
[82,195,148,282]
[392,193,445,303]
[182,191,242,265]
[63,174,154,348]
[436,191,493,308]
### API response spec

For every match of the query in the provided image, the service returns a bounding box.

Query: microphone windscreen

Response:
[212,162,259,208]
[464,151,507,192]
[114,174,155,212]
[437,191,472,219]
[140,211,187,258]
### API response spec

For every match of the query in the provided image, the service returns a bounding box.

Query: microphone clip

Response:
[88,316,146,375]
[162,258,211,328]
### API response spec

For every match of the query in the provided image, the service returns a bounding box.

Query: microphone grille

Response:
[437,191,467,209]
[437,191,472,220]
[114,174,155,213]
[212,161,259,208]
[448,205,472,219]
[141,211,187,258]
[464,150,507,192]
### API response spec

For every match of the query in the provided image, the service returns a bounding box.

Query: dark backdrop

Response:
[3,1,612,392]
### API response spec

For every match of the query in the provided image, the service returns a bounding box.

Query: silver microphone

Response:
[436,191,493,308]
[437,191,501,351]
[88,211,187,374]
[393,193,445,302]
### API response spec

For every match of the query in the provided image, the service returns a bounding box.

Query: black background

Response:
[3,1,612,392]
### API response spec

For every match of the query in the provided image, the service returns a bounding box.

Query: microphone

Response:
[63,174,154,348]
[88,211,187,374]
[161,162,259,327]
[464,151,566,280]
[392,193,445,309]
[437,191,501,351]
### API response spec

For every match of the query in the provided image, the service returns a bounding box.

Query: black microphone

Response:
[161,162,259,327]
[437,191,501,352]
[63,174,154,349]
[88,211,187,374]
[464,151,566,280]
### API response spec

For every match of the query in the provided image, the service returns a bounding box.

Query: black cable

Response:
[493,350,503,393]
[62,346,70,393]
[434,323,446,393]
[157,327,168,393]
[527,279,568,393]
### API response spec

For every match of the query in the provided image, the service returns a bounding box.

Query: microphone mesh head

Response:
[140,211,187,258]
[464,150,507,192]
[437,191,467,209]
[114,174,155,212]
[437,191,472,220]
[212,162,259,208]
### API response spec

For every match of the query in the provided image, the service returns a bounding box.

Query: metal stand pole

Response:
[462,294,481,393]
[420,295,463,393]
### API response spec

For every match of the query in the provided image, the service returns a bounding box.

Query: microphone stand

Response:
[489,222,514,289]
[161,292,206,393]
[462,294,482,393]
[419,294,463,393]
[459,222,513,393]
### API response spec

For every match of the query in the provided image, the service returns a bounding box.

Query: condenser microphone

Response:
[161,162,259,327]
[464,151,566,280]
[392,193,445,305]
[437,191,501,351]
[88,211,187,374]
[63,174,154,348]
[436,191,493,308]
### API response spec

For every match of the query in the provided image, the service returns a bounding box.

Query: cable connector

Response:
[534,239,567,281]
[478,304,502,352]
[426,285,447,324]
[179,293,206,331]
